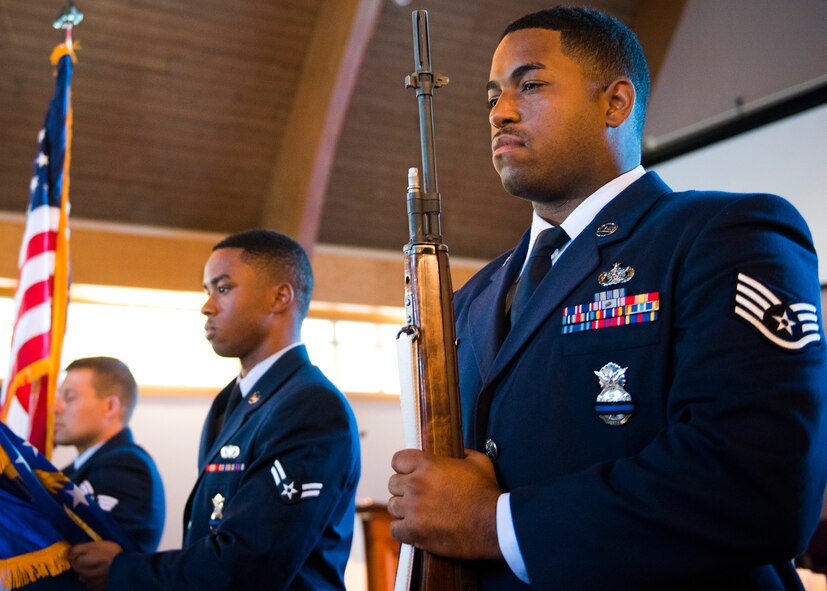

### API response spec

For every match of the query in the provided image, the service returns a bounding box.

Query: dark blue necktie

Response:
[510,226,569,324]
[220,381,243,432]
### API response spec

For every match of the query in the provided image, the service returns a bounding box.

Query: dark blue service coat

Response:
[21,428,165,590]
[455,172,827,590]
[62,427,165,553]
[108,345,361,590]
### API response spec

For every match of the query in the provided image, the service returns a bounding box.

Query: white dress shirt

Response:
[237,342,304,397]
[73,439,106,470]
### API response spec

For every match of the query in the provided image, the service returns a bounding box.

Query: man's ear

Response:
[105,395,122,421]
[603,77,636,128]
[271,283,295,312]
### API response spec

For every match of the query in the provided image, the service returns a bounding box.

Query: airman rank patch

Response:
[270,459,324,504]
[734,273,821,350]
[562,289,659,334]
[79,480,119,512]
[206,463,245,472]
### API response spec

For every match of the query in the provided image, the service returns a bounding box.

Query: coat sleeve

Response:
[106,382,359,590]
[511,194,827,589]
[81,447,165,552]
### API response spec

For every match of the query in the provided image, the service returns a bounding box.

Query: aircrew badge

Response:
[598,262,634,286]
[221,445,241,460]
[594,362,635,426]
[220,444,240,459]
[734,273,822,350]
[270,459,324,505]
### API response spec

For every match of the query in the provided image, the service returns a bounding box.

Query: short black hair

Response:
[66,357,139,423]
[502,6,650,135]
[212,229,314,317]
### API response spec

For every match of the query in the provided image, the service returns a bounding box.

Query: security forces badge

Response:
[594,362,635,426]
[209,493,225,532]
[734,273,822,350]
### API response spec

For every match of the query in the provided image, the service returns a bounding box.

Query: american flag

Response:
[0,45,75,458]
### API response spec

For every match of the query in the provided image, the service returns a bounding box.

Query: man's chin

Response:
[500,178,538,202]
[496,166,529,196]
[209,343,237,359]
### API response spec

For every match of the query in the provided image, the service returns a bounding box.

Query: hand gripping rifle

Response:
[394,10,475,591]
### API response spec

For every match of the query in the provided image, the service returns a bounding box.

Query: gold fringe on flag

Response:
[0,541,71,590]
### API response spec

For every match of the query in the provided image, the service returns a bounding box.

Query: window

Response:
[303,319,401,395]
[0,283,404,396]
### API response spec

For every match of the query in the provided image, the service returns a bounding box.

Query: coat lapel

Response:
[199,345,310,471]
[479,172,672,393]
[199,383,234,466]
[467,232,530,383]
[492,231,601,381]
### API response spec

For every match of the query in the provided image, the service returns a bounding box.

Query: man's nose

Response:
[489,91,520,128]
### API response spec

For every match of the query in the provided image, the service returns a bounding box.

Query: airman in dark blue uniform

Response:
[389,7,827,590]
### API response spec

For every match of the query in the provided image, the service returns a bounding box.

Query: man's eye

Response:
[522,82,539,91]
[218,286,229,294]
[487,96,499,109]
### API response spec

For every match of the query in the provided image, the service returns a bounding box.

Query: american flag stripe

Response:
[23,230,58,264]
[12,332,52,374]
[14,280,53,328]
[18,208,59,266]
[14,252,56,314]
[1,46,74,457]
[11,276,56,355]
[12,300,53,348]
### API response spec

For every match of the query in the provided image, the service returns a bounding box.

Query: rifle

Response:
[394,10,475,591]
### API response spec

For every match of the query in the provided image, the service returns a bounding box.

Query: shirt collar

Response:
[73,440,106,470]
[237,342,303,397]
[521,166,646,274]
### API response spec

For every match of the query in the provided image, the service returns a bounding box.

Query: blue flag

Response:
[0,420,137,589]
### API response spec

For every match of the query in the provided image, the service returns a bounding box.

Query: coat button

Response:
[484,439,498,460]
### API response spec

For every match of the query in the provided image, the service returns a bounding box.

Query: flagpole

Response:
[0,0,83,456]
[44,1,83,459]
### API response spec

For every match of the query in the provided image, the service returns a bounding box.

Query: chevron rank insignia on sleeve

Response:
[78,479,119,511]
[734,273,822,350]
[270,459,323,504]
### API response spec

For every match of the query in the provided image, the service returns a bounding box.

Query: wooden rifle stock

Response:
[394,10,476,591]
